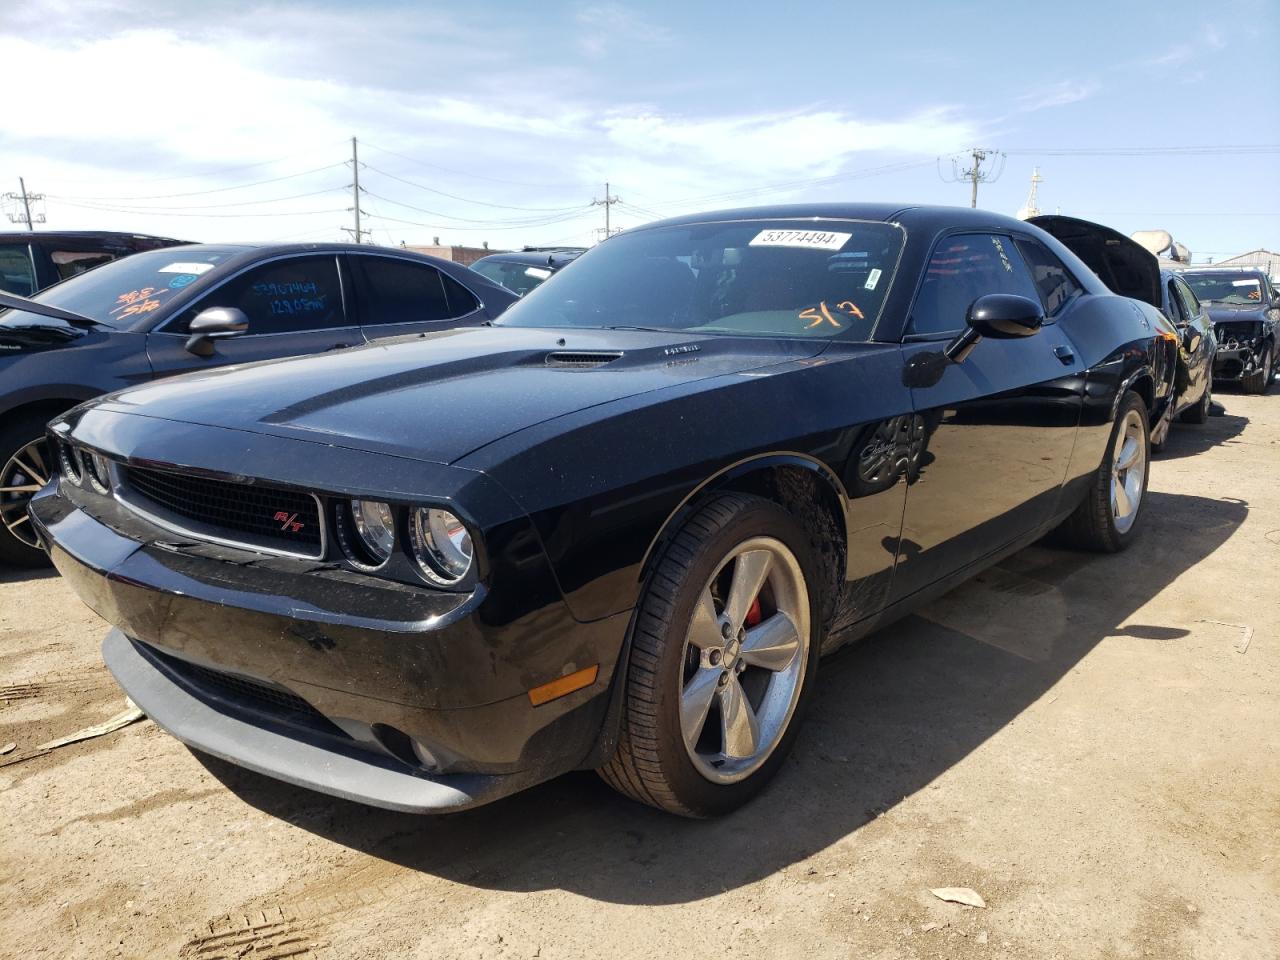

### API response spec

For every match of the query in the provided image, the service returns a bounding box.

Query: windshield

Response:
[0,246,241,329]
[472,259,555,296]
[495,219,905,339]
[1184,273,1267,306]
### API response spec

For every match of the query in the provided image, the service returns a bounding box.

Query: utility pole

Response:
[938,148,1006,208]
[342,136,370,243]
[4,178,45,229]
[592,182,620,241]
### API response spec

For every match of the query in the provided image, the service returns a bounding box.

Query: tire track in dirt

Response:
[179,906,329,959]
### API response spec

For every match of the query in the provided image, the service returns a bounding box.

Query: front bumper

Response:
[1212,345,1262,381]
[31,478,630,813]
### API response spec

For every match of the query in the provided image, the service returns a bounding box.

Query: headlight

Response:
[58,441,83,486]
[82,449,111,494]
[409,507,473,585]
[350,499,395,565]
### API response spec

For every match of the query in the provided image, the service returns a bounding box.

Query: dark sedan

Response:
[470,246,586,296]
[1180,267,1278,393]
[30,204,1170,817]
[0,243,517,565]
[0,230,187,297]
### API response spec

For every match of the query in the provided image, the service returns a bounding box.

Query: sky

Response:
[0,0,1276,262]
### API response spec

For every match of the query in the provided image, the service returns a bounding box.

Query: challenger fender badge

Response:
[664,344,700,356]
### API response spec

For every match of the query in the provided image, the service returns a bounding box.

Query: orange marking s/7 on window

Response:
[109,287,168,319]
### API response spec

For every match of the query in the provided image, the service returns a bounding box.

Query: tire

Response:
[0,411,57,567]
[1180,378,1211,424]
[598,493,822,817]
[1242,346,1271,395]
[1056,390,1150,553]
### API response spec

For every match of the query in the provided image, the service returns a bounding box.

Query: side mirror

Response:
[944,294,1045,363]
[185,307,249,357]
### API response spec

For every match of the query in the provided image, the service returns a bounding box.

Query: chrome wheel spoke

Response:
[1113,478,1132,517]
[680,667,721,750]
[722,549,771,633]
[718,676,759,760]
[0,482,41,495]
[687,588,721,650]
[740,612,801,672]
[4,512,31,532]
[1115,437,1140,472]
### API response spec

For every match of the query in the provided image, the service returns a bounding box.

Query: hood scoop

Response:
[544,350,623,369]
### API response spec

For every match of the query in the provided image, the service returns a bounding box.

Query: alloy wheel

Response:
[679,536,810,784]
[0,437,51,548]
[1110,409,1146,535]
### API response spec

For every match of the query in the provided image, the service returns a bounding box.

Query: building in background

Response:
[400,238,509,267]
[1210,249,1280,281]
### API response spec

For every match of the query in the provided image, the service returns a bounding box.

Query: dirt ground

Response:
[2,391,1277,960]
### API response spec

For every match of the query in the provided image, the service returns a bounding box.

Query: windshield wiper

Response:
[0,290,100,327]
[604,324,669,333]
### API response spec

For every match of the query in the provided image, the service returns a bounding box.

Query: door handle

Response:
[1053,344,1075,364]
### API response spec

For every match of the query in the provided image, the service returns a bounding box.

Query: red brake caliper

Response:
[744,596,763,628]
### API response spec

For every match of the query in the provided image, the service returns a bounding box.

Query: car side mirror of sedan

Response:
[185,307,249,357]
[943,293,1045,364]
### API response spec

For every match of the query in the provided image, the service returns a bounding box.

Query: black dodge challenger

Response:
[29,204,1172,817]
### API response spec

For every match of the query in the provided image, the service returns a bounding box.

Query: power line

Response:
[3,178,45,229]
[342,136,371,244]
[362,163,586,213]
[47,198,349,219]
[363,209,592,233]
[939,148,1006,207]
[362,188,592,227]
[360,140,573,190]
[1005,144,1280,157]
[45,162,348,202]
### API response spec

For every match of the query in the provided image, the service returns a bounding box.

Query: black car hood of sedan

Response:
[1204,305,1269,325]
[95,326,828,464]
[0,314,91,354]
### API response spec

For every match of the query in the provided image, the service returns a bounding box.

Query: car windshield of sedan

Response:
[1184,274,1265,305]
[0,246,241,329]
[494,219,906,339]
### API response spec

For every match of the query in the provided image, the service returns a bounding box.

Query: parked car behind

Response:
[1179,267,1278,393]
[471,246,586,296]
[0,242,517,565]
[0,231,187,297]
[31,205,1171,818]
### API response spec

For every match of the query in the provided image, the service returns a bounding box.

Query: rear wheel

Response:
[0,412,56,567]
[1056,390,1149,553]
[598,493,821,817]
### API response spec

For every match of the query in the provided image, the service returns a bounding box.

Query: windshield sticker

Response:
[864,268,882,290]
[750,229,851,251]
[799,300,865,329]
[167,274,199,289]
[158,262,216,275]
[109,287,169,319]
[524,266,552,279]
[990,236,1014,273]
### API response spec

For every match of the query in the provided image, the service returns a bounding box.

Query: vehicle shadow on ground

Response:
[200,490,1246,906]
[0,565,58,584]
[1156,405,1248,461]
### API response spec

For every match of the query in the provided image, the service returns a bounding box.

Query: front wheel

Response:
[598,493,821,817]
[1056,390,1150,553]
[0,412,57,567]
[1242,346,1272,395]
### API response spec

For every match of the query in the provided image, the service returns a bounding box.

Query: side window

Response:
[441,271,480,316]
[910,233,1041,336]
[351,256,452,326]
[171,256,346,335]
[1173,279,1200,323]
[49,249,116,281]
[0,243,36,297]
[1014,238,1083,317]
[1165,281,1187,324]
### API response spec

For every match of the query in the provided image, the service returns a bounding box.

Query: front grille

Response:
[157,651,340,735]
[121,465,323,557]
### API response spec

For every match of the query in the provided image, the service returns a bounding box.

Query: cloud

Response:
[575,3,674,58]
[1015,80,1099,112]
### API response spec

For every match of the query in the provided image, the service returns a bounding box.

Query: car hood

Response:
[1204,305,1269,325]
[1029,214,1162,309]
[0,313,93,354]
[94,326,827,464]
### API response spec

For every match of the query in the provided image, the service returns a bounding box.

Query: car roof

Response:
[628,203,1036,234]
[0,230,187,243]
